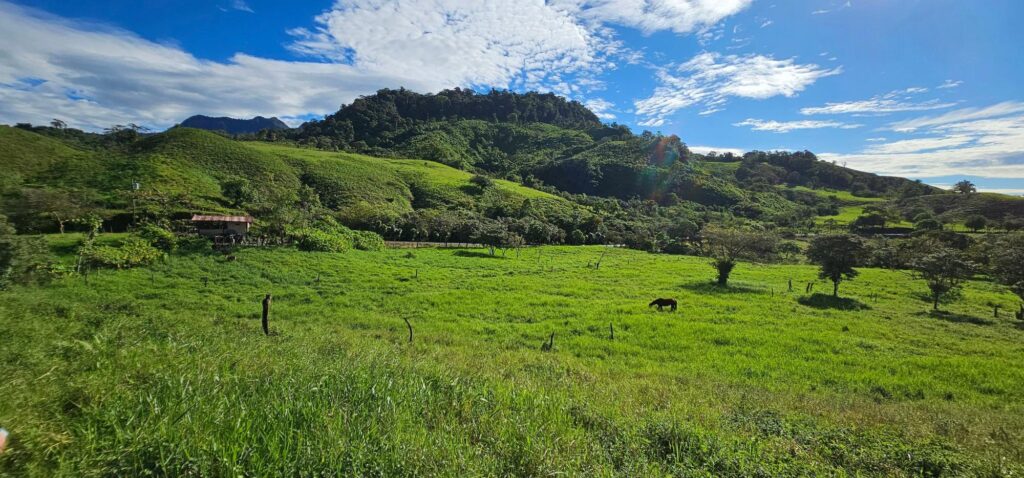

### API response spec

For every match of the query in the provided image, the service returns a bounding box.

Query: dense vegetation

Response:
[177,115,289,135]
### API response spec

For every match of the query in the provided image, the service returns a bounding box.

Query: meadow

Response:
[2,243,1023,476]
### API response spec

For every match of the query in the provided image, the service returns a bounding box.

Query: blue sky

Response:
[1,0,1022,193]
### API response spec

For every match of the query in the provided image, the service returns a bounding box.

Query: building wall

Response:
[195,222,250,237]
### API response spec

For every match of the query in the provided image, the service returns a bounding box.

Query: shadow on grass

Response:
[681,281,766,295]
[921,310,991,326]
[453,250,502,259]
[797,293,870,311]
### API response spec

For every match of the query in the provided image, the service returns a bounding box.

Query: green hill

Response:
[1,127,582,233]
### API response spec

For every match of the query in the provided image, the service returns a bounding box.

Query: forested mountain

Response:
[178,115,289,135]
[286,88,933,206]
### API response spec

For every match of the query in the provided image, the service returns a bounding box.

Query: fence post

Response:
[262,293,272,336]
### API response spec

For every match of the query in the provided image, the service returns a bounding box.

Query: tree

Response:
[13,188,87,233]
[851,213,886,231]
[221,178,258,208]
[964,215,987,233]
[700,224,778,286]
[470,174,495,191]
[806,235,867,297]
[990,233,1024,304]
[914,217,943,232]
[0,214,50,288]
[911,248,974,310]
[952,180,976,194]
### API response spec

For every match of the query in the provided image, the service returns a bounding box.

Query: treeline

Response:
[291,88,602,149]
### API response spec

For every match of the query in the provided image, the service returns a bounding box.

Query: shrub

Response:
[81,237,163,269]
[137,223,177,252]
[351,230,385,251]
[292,228,351,252]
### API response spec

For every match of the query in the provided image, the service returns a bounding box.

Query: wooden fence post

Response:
[262,293,272,336]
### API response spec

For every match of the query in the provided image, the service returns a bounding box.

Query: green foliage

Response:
[80,236,163,269]
[0,214,52,288]
[911,247,975,311]
[351,230,385,251]
[220,178,258,208]
[806,235,867,297]
[291,227,352,252]
[136,223,177,252]
[990,233,1024,300]
[700,224,779,286]
[964,214,987,232]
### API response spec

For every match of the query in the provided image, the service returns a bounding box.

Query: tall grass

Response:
[2,245,1022,475]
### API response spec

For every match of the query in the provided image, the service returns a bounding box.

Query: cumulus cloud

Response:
[634,52,840,124]
[819,102,1024,178]
[800,88,955,115]
[733,118,861,133]
[584,98,616,119]
[553,0,753,35]
[288,0,620,96]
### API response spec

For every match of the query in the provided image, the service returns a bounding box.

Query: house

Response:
[191,214,253,238]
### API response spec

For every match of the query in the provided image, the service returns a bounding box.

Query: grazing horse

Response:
[649,298,677,312]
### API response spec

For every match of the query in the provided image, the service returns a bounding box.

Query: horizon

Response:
[1,0,1022,194]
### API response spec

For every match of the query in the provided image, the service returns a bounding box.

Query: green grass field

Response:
[2,243,1023,476]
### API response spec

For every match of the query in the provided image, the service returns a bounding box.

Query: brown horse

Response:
[649,298,677,311]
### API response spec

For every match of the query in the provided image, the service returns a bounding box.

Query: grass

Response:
[2,243,1023,476]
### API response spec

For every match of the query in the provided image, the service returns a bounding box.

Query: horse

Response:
[649,298,677,312]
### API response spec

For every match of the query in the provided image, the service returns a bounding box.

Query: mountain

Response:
[288,88,934,208]
[178,115,289,135]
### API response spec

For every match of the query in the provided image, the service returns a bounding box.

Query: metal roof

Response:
[191,214,254,223]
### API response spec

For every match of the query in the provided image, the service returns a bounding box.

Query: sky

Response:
[1,0,1022,193]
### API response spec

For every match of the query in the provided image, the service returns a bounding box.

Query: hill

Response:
[178,115,289,135]
[288,89,930,203]
[0,126,583,235]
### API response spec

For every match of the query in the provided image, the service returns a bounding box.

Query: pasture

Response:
[2,245,1023,476]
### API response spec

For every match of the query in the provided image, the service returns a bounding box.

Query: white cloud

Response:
[820,102,1024,178]
[689,145,745,156]
[811,9,830,15]
[637,117,664,128]
[937,79,963,89]
[887,101,1024,132]
[800,87,954,115]
[634,52,840,125]
[554,0,754,35]
[862,135,974,154]
[0,0,761,131]
[584,98,616,119]
[865,137,887,142]
[288,0,618,96]
[760,19,773,28]
[231,0,254,13]
[734,118,861,133]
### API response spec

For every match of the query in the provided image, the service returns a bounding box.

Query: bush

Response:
[351,230,385,251]
[137,224,177,252]
[81,237,163,269]
[292,228,351,252]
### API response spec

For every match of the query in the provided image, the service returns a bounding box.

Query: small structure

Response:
[191,214,253,238]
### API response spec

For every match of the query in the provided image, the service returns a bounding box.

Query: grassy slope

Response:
[1,128,576,219]
[2,245,1022,475]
